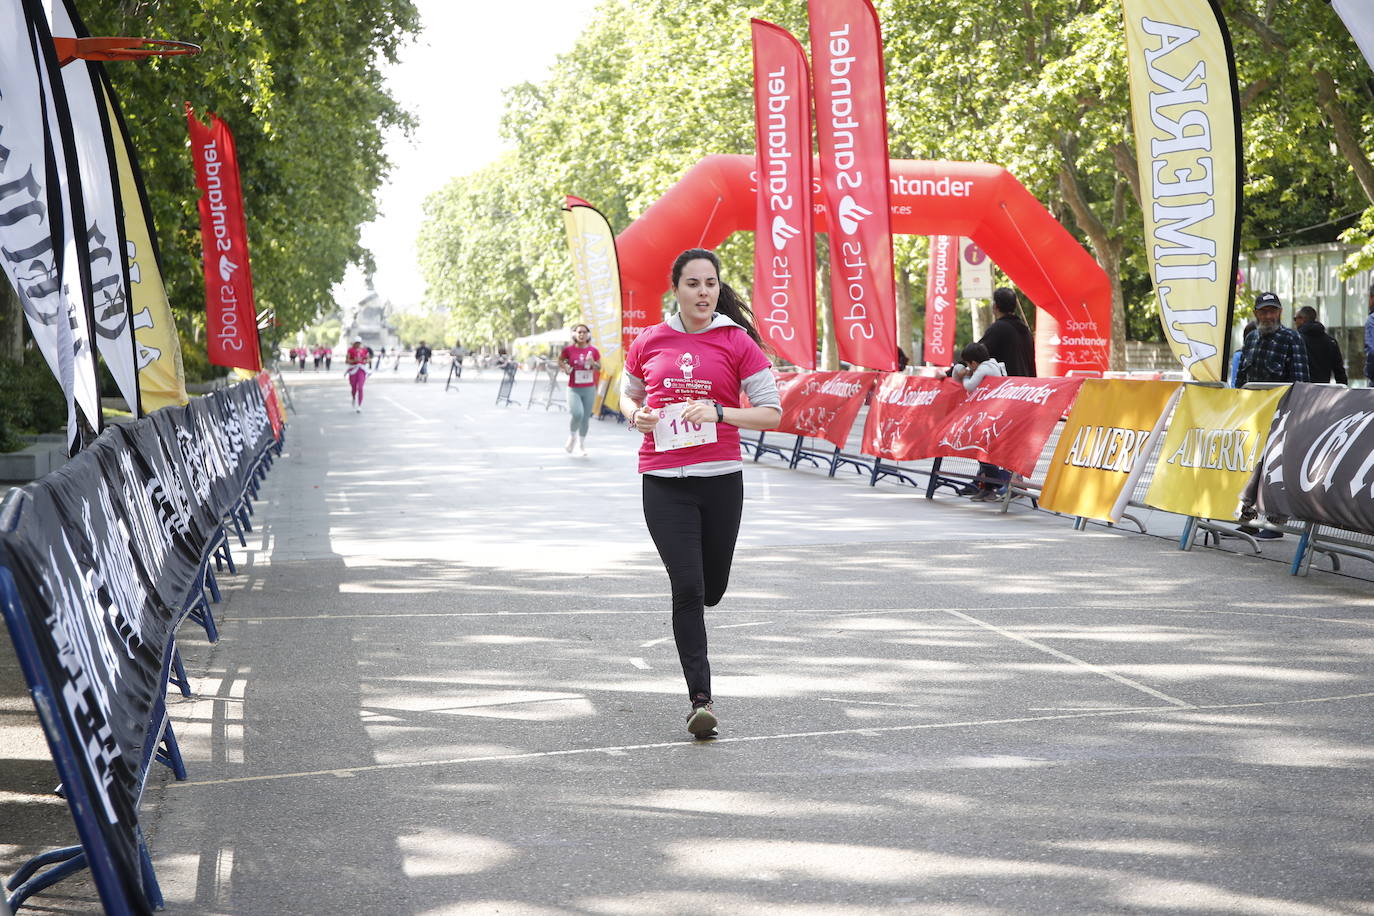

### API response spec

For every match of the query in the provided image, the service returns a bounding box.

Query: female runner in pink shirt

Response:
[345,337,369,412]
[620,248,782,738]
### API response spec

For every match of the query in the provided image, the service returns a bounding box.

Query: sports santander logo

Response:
[836,196,872,234]
[771,215,801,249]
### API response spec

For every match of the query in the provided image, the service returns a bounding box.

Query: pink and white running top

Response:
[624,319,772,473]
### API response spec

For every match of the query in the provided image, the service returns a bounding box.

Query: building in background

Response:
[1238,243,1372,382]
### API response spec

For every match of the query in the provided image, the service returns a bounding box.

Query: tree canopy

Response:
[83,0,422,345]
[418,0,1373,366]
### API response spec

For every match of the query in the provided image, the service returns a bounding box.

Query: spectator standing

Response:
[1293,306,1347,385]
[951,341,1010,499]
[620,248,782,739]
[977,287,1036,377]
[559,324,601,456]
[414,341,433,382]
[1364,282,1374,383]
[450,339,468,378]
[1235,292,1309,387]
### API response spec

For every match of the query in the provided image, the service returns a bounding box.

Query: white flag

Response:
[44,0,141,416]
[1333,0,1374,74]
[0,0,83,440]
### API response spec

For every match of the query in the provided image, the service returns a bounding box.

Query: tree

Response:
[82,0,422,340]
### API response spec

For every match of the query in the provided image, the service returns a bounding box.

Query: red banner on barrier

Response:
[861,374,966,461]
[931,377,1083,476]
[923,235,958,366]
[255,370,283,441]
[777,370,879,448]
[808,0,897,371]
[187,106,261,371]
[751,20,816,369]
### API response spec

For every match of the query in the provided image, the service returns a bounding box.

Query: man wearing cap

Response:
[1363,282,1374,383]
[1235,292,1309,387]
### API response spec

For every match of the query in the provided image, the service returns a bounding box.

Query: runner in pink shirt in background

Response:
[619,248,782,739]
[558,324,600,456]
[345,337,369,412]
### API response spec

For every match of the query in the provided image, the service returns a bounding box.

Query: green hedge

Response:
[0,352,69,452]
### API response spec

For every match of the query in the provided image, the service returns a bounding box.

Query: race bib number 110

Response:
[652,401,718,452]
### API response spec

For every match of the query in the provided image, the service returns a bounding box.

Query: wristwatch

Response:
[714,403,725,424]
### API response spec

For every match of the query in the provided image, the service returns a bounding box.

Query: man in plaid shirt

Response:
[1235,292,1310,386]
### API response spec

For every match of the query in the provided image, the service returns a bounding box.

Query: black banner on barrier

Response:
[0,379,274,910]
[1248,384,1374,535]
[0,480,156,906]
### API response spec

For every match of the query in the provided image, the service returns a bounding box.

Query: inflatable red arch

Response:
[615,153,1111,375]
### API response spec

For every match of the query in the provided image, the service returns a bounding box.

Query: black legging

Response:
[642,472,744,701]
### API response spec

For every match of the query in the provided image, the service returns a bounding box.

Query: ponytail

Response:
[716,282,763,347]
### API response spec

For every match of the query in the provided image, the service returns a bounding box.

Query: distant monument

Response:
[340,273,398,350]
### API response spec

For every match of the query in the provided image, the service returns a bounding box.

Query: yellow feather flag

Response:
[1121,0,1242,382]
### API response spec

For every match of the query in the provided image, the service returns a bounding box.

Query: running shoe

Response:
[686,694,717,738]
[565,434,575,453]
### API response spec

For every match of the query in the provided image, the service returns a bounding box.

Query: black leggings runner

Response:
[642,471,744,701]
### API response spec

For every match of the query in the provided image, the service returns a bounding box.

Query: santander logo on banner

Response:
[924,235,958,366]
[752,20,816,369]
[808,0,897,372]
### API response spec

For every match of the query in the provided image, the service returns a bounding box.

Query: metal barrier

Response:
[495,363,518,406]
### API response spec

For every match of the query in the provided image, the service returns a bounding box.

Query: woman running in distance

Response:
[345,336,369,412]
[559,323,601,455]
[620,248,782,738]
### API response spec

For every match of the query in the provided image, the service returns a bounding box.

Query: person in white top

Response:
[951,341,1010,500]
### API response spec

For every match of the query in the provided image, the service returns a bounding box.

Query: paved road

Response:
[5,367,1374,914]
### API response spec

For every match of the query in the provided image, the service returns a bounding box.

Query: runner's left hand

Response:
[680,400,716,424]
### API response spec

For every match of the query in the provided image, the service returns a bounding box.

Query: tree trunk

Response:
[818,249,839,370]
[1314,69,1374,207]
[895,269,914,367]
[0,280,23,362]
[970,299,988,341]
[1058,163,1127,370]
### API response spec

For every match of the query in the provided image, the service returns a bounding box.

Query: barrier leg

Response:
[1179,516,1197,551]
[925,457,943,499]
[869,458,883,487]
[168,646,192,698]
[1290,522,1315,577]
[827,446,843,478]
[237,503,253,533]
[204,565,222,604]
[187,587,221,643]
[228,512,246,547]
[6,847,87,913]
[215,535,237,576]
[138,833,164,910]
[155,720,188,781]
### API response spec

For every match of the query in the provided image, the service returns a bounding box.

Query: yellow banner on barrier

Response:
[1041,379,1182,522]
[1144,384,1288,519]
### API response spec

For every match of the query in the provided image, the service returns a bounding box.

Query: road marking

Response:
[715,620,774,630]
[942,608,1195,708]
[639,636,672,648]
[170,691,1374,788]
[217,604,1374,627]
[377,395,430,422]
[629,657,651,670]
